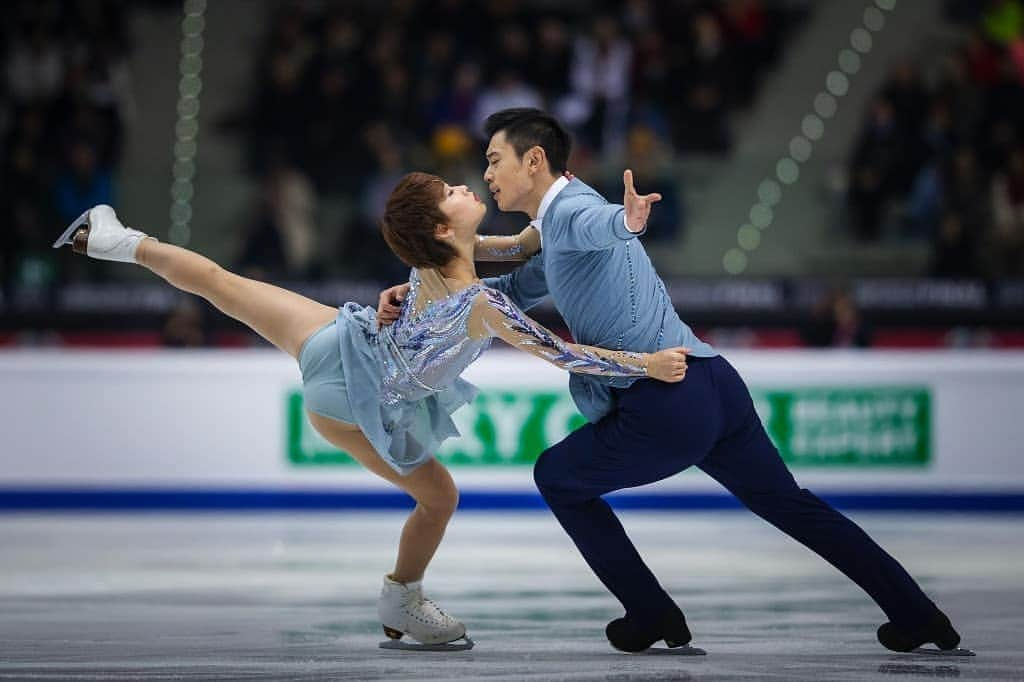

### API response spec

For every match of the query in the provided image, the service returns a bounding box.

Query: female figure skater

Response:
[52,172,690,651]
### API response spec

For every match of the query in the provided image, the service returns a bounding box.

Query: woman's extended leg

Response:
[135,239,336,359]
[306,411,458,582]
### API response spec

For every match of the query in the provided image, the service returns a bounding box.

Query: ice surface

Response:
[0,512,1021,680]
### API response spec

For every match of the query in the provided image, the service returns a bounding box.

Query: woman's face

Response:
[438,182,486,241]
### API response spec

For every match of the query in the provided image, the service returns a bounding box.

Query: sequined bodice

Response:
[375,266,651,410]
[378,269,492,406]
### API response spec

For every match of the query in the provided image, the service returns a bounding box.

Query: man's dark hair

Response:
[483,108,571,174]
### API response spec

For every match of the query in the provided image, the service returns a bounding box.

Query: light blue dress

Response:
[299,267,650,475]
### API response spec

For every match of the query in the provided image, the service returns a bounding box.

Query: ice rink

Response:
[1,511,1021,681]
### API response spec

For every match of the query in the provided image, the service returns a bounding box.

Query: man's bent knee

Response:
[533,446,570,499]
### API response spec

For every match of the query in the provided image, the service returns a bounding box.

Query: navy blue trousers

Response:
[534,355,937,629]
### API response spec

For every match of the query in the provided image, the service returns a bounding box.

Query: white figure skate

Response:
[52,205,152,263]
[377,575,474,651]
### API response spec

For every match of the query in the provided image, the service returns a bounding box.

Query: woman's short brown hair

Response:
[381,172,458,269]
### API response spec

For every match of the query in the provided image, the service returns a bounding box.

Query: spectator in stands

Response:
[670,11,733,153]
[318,10,362,66]
[931,212,982,277]
[690,10,739,103]
[802,290,872,348]
[599,124,683,243]
[3,107,53,219]
[383,61,426,138]
[848,98,903,241]
[5,202,51,296]
[944,147,991,233]
[964,27,1003,86]
[472,69,543,137]
[852,6,1024,274]
[569,14,633,154]
[161,299,208,348]
[237,164,318,280]
[429,60,482,132]
[415,30,458,120]
[337,124,410,280]
[54,140,114,227]
[988,146,1024,274]
[2,108,54,289]
[250,49,312,174]
[882,61,929,143]
[905,101,958,240]
[0,0,134,293]
[420,0,487,50]
[936,51,984,145]
[529,17,573,105]
[490,24,532,84]
[237,171,289,282]
[723,0,771,108]
[629,24,672,132]
[305,61,367,196]
[4,23,64,103]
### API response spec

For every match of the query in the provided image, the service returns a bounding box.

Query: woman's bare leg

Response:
[135,239,336,358]
[307,411,458,582]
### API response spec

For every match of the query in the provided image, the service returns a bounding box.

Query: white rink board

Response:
[1,349,1023,493]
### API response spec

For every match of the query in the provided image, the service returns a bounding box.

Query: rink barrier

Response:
[1,488,1023,512]
[3,350,1024,511]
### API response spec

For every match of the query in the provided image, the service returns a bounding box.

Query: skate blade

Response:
[630,645,707,656]
[379,636,475,652]
[52,209,91,249]
[909,646,975,657]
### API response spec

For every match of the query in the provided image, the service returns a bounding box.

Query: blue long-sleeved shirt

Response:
[484,178,717,422]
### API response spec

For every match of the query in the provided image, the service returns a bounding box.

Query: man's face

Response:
[483,131,533,213]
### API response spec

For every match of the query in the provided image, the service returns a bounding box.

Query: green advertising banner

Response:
[287,386,930,468]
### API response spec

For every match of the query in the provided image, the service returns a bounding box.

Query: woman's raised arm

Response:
[469,288,689,382]
[473,225,541,262]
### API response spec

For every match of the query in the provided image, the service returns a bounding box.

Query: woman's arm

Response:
[474,225,541,262]
[470,289,688,382]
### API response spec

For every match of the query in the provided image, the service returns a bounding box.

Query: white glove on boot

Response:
[52,205,152,263]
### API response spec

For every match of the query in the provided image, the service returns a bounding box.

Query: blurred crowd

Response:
[848,0,1024,278]
[235,0,802,279]
[0,0,138,299]
[11,1,1017,350]
[0,0,805,289]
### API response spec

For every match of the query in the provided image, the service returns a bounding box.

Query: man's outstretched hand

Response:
[376,282,411,327]
[623,169,662,233]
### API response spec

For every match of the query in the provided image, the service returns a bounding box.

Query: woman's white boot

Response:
[52,205,152,263]
[377,575,471,649]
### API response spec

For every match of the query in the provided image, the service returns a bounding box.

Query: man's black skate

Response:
[606,603,704,655]
[878,610,972,656]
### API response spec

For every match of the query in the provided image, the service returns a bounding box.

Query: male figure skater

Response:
[378,108,962,655]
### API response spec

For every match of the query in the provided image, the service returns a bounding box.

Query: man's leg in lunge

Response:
[534,424,681,623]
[697,359,941,630]
[533,372,721,633]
